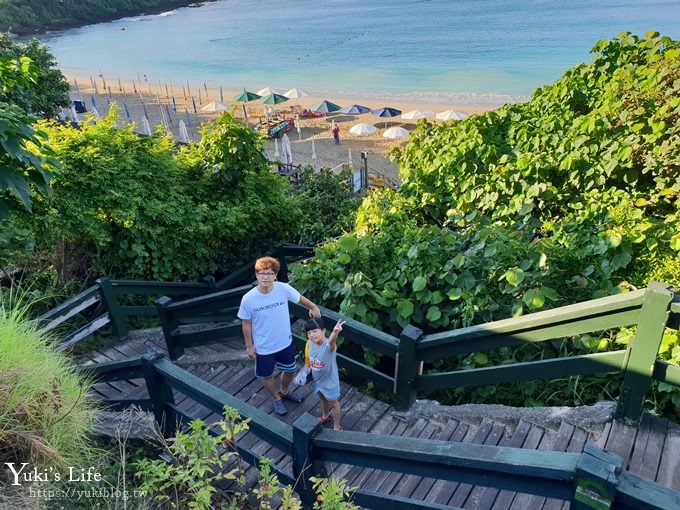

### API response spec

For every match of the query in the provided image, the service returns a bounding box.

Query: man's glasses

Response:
[256,271,276,278]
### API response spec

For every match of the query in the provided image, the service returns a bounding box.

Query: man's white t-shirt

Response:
[237,282,301,355]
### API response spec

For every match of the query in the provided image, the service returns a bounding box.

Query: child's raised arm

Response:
[328,319,346,352]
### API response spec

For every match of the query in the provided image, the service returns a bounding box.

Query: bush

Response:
[0,292,97,468]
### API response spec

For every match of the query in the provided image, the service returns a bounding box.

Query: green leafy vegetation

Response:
[0,34,70,117]
[0,1,211,35]
[0,292,98,468]
[291,32,680,413]
[24,110,302,283]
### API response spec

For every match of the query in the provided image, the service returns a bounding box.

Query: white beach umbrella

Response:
[256,87,281,97]
[178,120,190,143]
[383,126,410,139]
[282,133,293,165]
[200,100,229,112]
[283,88,308,99]
[435,109,469,121]
[140,116,152,136]
[349,123,377,136]
[348,148,353,166]
[401,109,434,120]
[274,138,279,157]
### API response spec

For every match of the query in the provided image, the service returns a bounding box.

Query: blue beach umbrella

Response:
[312,99,342,113]
[340,104,370,115]
[372,106,402,127]
[123,102,131,122]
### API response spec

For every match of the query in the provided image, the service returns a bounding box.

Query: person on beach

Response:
[238,256,321,416]
[304,317,345,430]
[332,125,340,144]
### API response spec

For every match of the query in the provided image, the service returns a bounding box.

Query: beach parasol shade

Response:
[401,109,434,120]
[372,107,402,118]
[283,88,308,99]
[340,104,371,115]
[233,90,261,102]
[312,99,342,113]
[435,109,469,121]
[257,87,281,97]
[349,123,377,136]
[200,100,229,112]
[261,93,289,105]
[383,126,409,139]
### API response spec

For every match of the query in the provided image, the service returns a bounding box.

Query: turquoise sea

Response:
[40,0,680,106]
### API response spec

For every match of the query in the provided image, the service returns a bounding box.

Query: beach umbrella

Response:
[140,117,152,136]
[401,109,434,120]
[257,87,281,97]
[348,148,353,167]
[200,100,229,112]
[260,93,289,105]
[312,100,342,113]
[372,107,402,118]
[233,90,261,102]
[383,126,410,139]
[435,109,469,121]
[281,133,293,165]
[123,102,131,122]
[274,138,279,157]
[372,106,402,128]
[340,104,371,115]
[311,139,317,169]
[283,88,308,100]
[178,120,190,143]
[349,123,377,136]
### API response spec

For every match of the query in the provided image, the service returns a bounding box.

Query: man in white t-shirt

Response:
[238,256,321,415]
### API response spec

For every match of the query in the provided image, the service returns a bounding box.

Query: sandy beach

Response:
[65,75,497,186]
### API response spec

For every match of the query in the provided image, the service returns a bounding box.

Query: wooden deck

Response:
[81,331,680,509]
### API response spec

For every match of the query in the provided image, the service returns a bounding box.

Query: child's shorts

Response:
[315,382,340,401]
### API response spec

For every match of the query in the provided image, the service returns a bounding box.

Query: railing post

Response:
[394,324,423,411]
[142,350,176,438]
[199,275,217,292]
[615,282,674,422]
[572,443,623,510]
[292,413,326,506]
[274,245,289,283]
[96,277,129,338]
[155,296,184,361]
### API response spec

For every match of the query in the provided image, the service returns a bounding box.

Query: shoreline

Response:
[65,73,502,185]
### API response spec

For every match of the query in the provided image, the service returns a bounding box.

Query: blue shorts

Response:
[255,344,297,378]
[315,382,341,401]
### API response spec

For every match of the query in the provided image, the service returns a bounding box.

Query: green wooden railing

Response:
[84,351,680,510]
[154,280,679,422]
[37,244,313,350]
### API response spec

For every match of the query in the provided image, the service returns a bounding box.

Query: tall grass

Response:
[0,292,98,468]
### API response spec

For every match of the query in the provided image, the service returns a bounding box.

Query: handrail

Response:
[88,352,680,510]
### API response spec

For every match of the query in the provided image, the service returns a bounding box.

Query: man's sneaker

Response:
[273,398,288,416]
[280,390,304,403]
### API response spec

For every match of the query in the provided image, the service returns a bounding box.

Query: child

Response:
[304,317,345,430]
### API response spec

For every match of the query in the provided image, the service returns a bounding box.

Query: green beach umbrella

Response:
[312,99,342,113]
[233,90,261,102]
[260,93,289,105]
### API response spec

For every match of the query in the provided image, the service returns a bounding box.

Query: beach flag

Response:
[219,86,224,103]
[172,96,177,111]
[191,96,197,114]
[123,102,131,122]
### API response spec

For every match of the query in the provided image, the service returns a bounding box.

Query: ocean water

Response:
[40,0,680,106]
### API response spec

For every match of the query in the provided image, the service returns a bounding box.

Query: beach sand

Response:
[66,75,497,186]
